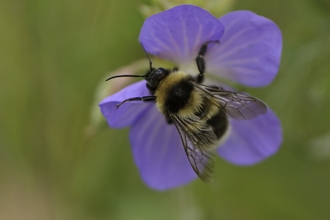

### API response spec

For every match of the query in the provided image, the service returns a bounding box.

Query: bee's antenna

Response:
[106,44,154,82]
[140,43,153,71]
[105,74,146,81]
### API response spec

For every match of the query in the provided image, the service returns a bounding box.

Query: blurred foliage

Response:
[1,0,330,219]
[139,0,235,17]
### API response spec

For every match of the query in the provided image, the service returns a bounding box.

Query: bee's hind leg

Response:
[115,96,156,108]
[195,41,219,83]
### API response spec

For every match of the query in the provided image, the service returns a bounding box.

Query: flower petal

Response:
[217,107,282,165]
[99,81,152,128]
[139,5,224,63]
[130,106,197,190]
[207,11,282,87]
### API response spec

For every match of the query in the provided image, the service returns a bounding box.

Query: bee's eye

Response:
[152,68,166,76]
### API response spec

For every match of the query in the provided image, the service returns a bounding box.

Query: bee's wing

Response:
[169,113,216,183]
[191,82,267,120]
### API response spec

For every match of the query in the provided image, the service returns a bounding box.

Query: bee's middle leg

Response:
[195,41,219,83]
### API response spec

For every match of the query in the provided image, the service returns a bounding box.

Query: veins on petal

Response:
[204,22,218,41]
[222,67,264,77]
[153,37,173,55]
[142,109,164,153]
[212,27,257,54]
[209,57,261,67]
[210,40,268,62]
[193,24,202,56]
[180,16,190,59]
[165,29,182,61]
[147,24,174,55]
[221,16,242,32]
[156,129,172,166]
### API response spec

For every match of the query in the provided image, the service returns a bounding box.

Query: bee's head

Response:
[145,67,170,92]
[105,44,171,94]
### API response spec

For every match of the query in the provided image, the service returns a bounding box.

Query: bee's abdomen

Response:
[207,110,228,140]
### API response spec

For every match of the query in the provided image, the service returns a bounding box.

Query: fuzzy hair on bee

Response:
[106,41,267,183]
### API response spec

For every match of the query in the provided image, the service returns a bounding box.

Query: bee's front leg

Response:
[116,96,156,108]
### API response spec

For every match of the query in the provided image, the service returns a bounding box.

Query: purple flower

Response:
[100,5,282,190]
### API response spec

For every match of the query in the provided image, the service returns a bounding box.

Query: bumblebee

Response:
[106,41,267,182]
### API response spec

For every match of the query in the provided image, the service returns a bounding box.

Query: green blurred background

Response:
[1,0,330,219]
